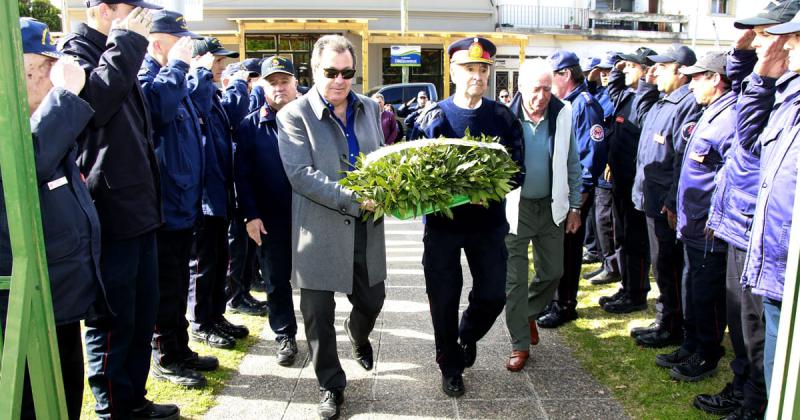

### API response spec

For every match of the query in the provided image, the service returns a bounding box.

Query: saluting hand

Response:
[246,219,267,246]
[754,35,789,79]
[734,29,756,51]
[191,52,216,71]
[51,56,86,95]
[587,67,601,83]
[111,7,152,38]
[168,36,194,66]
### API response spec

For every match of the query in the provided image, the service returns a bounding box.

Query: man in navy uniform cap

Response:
[186,37,251,353]
[236,56,302,367]
[2,17,103,420]
[629,43,702,349]
[59,1,180,418]
[534,49,606,329]
[411,36,524,397]
[695,2,800,416]
[139,10,218,389]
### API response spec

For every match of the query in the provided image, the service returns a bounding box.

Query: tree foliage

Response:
[18,0,62,32]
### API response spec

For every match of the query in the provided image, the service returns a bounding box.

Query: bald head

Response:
[518,58,553,118]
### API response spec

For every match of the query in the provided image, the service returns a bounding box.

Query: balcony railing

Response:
[497,5,590,31]
[497,4,687,34]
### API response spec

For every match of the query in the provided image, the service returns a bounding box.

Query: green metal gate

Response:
[0,2,69,419]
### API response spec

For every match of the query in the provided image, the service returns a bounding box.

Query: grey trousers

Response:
[299,221,386,391]
[505,197,565,351]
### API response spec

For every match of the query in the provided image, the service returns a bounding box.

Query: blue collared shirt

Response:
[321,91,359,169]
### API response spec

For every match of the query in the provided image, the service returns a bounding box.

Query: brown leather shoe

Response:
[529,320,540,345]
[505,350,529,372]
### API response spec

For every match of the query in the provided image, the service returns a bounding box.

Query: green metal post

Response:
[0,3,68,419]
[767,140,800,419]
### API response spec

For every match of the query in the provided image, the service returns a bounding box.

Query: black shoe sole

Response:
[691,399,741,416]
[442,384,465,397]
[344,318,373,371]
[151,371,207,388]
[655,356,690,369]
[634,335,682,348]
[277,355,297,367]
[190,334,235,349]
[669,366,717,382]
[590,276,622,285]
[226,306,267,316]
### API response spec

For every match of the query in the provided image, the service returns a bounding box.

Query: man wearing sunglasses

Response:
[410,36,524,398]
[276,35,386,420]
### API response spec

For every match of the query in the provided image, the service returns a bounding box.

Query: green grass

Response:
[79,292,268,420]
[559,263,734,420]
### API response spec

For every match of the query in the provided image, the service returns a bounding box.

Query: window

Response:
[381,48,443,96]
[711,0,730,15]
[245,34,325,88]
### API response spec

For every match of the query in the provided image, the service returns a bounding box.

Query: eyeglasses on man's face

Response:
[499,94,509,98]
[322,67,356,80]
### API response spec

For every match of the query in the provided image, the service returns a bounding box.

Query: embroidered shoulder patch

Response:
[590,124,605,141]
[681,121,697,141]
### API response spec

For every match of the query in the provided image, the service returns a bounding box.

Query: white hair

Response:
[517,58,553,90]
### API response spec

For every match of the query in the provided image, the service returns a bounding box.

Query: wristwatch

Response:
[569,208,581,214]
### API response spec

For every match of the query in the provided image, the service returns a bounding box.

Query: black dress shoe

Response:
[582,266,604,280]
[277,336,298,367]
[441,374,465,397]
[635,328,682,348]
[151,361,207,388]
[589,270,621,285]
[670,353,717,382]
[599,289,626,307]
[582,251,601,264]
[630,322,661,338]
[721,406,765,420]
[243,292,269,309]
[461,340,477,368]
[603,296,647,314]
[318,389,344,420]
[183,351,219,371]
[216,317,249,339]
[536,307,577,329]
[131,399,180,420]
[693,382,743,415]
[191,325,235,349]
[655,346,693,368]
[344,317,374,370]
[250,276,266,293]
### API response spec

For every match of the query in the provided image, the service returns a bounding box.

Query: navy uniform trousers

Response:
[647,215,684,334]
[552,189,594,312]
[423,223,508,377]
[152,228,195,365]
[612,182,651,301]
[257,230,297,340]
[682,245,727,363]
[189,215,230,330]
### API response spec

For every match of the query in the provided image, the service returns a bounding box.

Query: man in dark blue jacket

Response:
[665,52,737,383]
[536,49,607,329]
[236,56,301,367]
[630,44,703,349]
[186,38,250,351]
[599,47,657,315]
[2,18,102,420]
[59,1,179,418]
[139,10,217,389]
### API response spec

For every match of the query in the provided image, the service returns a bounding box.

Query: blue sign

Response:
[390,45,422,67]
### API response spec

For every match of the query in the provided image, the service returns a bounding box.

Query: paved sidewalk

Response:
[205,219,628,420]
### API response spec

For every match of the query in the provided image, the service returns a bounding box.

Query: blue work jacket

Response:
[564,82,607,192]
[707,49,765,251]
[741,71,800,302]
[188,67,235,220]
[0,89,105,325]
[235,105,292,236]
[139,55,205,231]
[604,69,642,190]
[676,90,736,251]
[632,82,702,217]
[249,84,266,114]
[222,79,250,130]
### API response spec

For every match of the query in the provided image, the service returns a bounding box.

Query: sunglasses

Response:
[322,67,356,80]
[499,95,509,98]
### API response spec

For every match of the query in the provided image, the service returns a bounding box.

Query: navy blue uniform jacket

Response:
[59,24,162,240]
[235,105,292,236]
[0,89,105,325]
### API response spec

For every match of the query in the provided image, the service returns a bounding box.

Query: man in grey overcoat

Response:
[276,35,387,420]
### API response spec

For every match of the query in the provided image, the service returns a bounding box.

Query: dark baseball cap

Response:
[595,51,621,69]
[734,0,800,29]
[193,37,239,58]
[221,62,240,79]
[20,18,63,59]
[649,44,697,66]
[240,58,262,76]
[767,5,800,34]
[261,56,295,78]
[548,49,580,71]
[580,57,601,72]
[617,47,658,66]
[679,51,728,77]
[85,0,162,9]
[150,10,202,39]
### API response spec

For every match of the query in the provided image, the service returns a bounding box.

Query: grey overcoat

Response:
[276,86,387,294]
